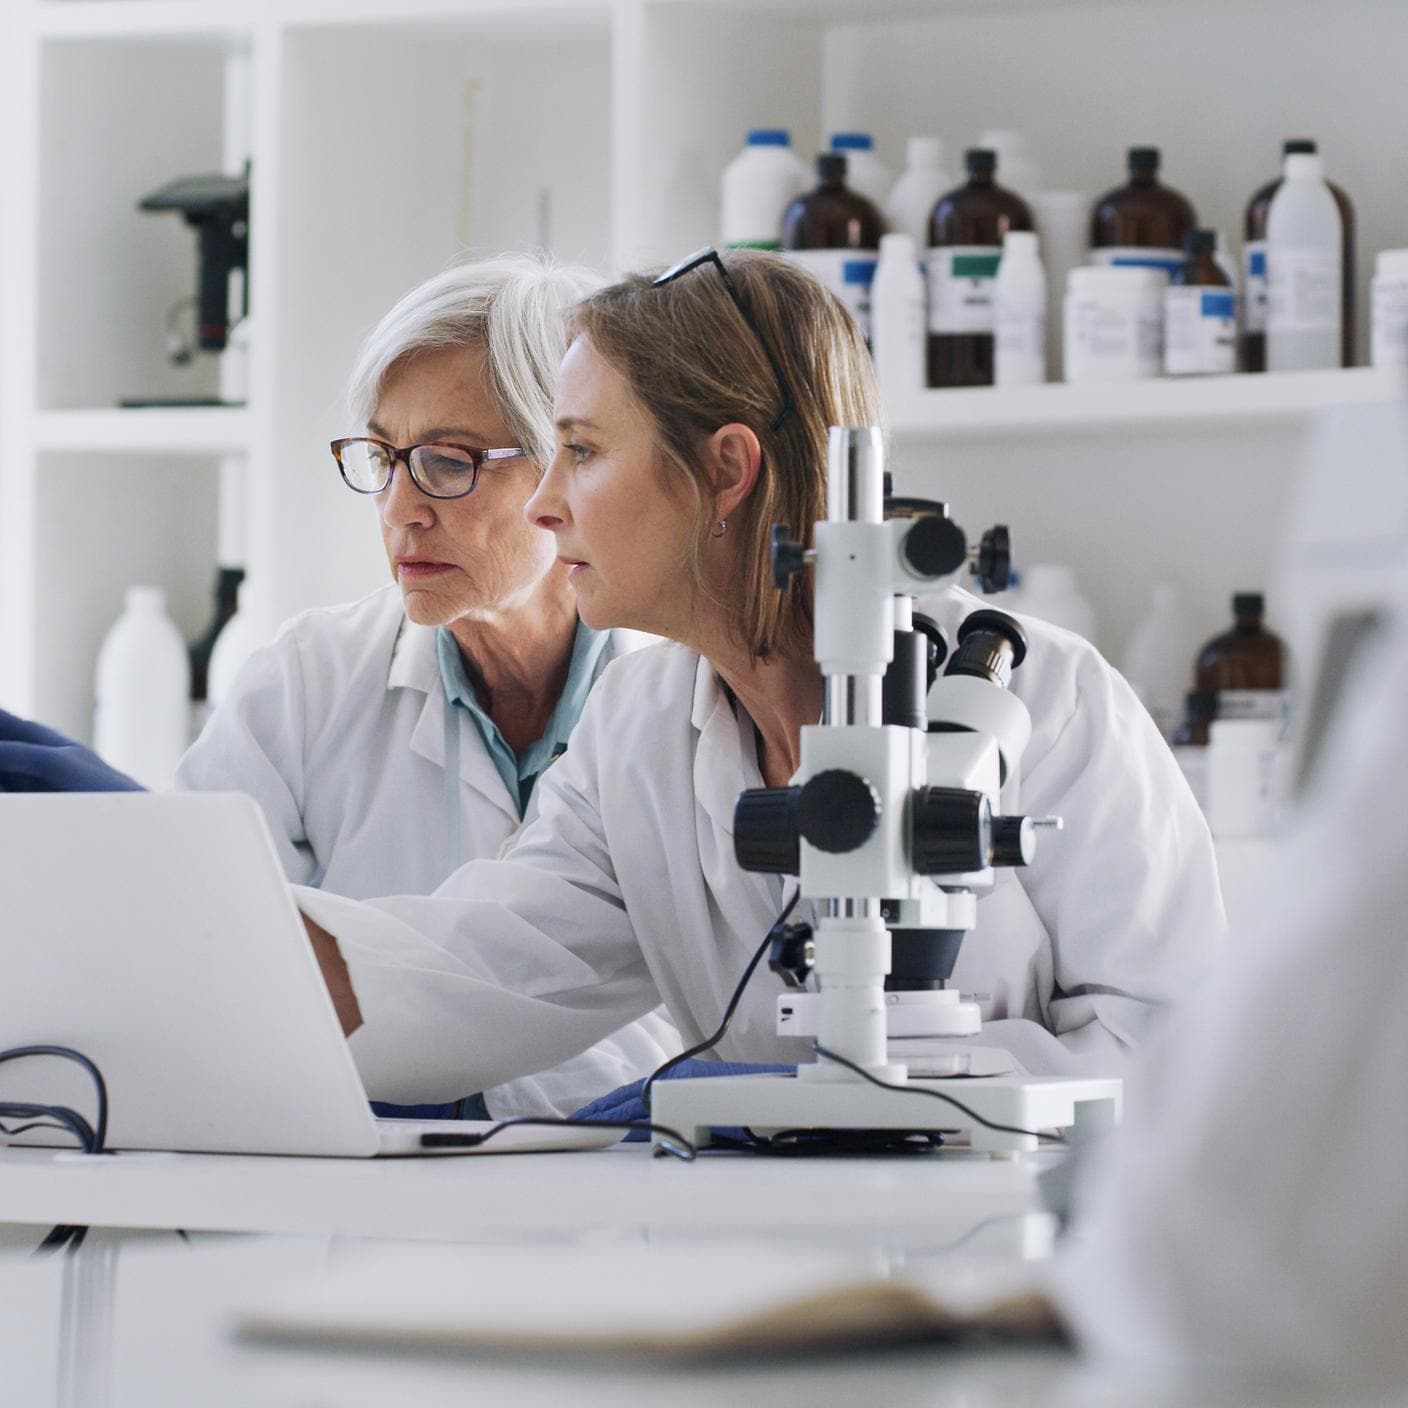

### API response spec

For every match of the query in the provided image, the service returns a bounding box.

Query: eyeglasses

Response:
[331,438,527,500]
[650,246,795,433]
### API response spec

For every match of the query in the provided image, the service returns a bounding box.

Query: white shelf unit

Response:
[2,0,1405,741]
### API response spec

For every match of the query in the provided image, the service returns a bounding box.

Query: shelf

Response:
[34,407,251,456]
[886,367,1406,441]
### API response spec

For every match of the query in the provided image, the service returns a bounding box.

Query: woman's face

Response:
[527,337,699,638]
[370,343,558,627]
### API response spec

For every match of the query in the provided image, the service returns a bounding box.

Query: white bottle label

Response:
[1371,277,1408,367]
[1163,286,1237,375]
[1216,689,1287,722]
[1242,240,1268,334]
[1090,246,1183,280]
[994,303,1046,385]
[1267,248,1338,333]
[926,246,1002,334]
[785,249,878,340]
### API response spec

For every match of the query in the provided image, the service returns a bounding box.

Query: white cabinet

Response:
[2,0,1403,740]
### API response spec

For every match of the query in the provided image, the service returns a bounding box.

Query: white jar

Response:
[883,137,954,251]
[721,129,809,251]
[1371,248,1408,368]
[1028,191,1089,380]
[1206,718,1283,839]
[828,132,891,208]
[93,585,192,788]
[1063,265,1165,382]
[993,230,1046,386]
[870,232,927,397]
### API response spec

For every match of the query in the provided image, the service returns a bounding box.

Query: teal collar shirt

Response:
[436,619,614,820]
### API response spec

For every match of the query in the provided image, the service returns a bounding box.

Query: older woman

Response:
[300,249,1224,1104]
[0,255,680,1119]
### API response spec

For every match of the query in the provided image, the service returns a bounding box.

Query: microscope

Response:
[651,428,1123,1154]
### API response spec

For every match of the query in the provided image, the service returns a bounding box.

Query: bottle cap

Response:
[126,584,167,612]
[1184,228,1216,254]
[1282,138,1318,155]
[905,136,945,168]
[817,153,847,182]
[830,132,874,152]
[1002,229,1039,257]
[746,128,790,147]
[1375,248,1408,281]
[879,232,917,259]
[1127,146,1161,170]
[965,148,996,174]
[1233,591,1265,616]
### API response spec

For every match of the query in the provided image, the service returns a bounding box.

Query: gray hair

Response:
[346,252,603,468]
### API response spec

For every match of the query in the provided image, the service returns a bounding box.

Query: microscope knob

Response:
[797,770,880,853]
[770,524,808,589]
[901,513,969,580]
[911,787,993,875]
[991,816,1036,867]
[975,524,1013,593]
[733,787,801,875]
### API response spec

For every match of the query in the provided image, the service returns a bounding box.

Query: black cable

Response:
[811,1041,1067,1146]
[419,1116,698,1162]
[641,888,800,1114]
[0,1046,108,1151]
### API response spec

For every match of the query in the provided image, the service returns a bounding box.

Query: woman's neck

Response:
[704,629,822,788]
[446,572,581,754]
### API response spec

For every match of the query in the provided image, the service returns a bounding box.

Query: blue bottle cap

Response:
[830,132,874,151]
[747,129,791,147]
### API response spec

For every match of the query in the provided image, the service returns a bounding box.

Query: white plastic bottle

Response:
[1007,563,1097,644]
[207,607,261,711]
[1371,248,1408,368]
[93,585,192,788]
[870,232,926,396]
[721,129,809,251]
[975,128,1041,199]
[883,137,954,250]
[828,132,891,209]
[1266,151,1342,371]
[993,230,1047,386]
[1120,582,1197,740]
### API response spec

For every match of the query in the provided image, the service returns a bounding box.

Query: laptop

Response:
[0,792,618,1158]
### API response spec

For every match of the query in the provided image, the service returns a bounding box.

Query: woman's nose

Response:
[377,459,435,529]
[524,456,566,530]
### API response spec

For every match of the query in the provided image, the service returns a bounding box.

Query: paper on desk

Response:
[233,1241,1057,1359]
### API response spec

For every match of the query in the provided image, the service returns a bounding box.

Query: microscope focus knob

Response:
[734,787,801,875]
[770,524,808,589]
[975,524,1013,593]
[901,513,969,580]
[797,770,880,853]
[911,787,993,875]
[991,816,1036,867]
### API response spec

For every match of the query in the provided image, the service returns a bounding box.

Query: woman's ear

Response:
[705,422,763,522]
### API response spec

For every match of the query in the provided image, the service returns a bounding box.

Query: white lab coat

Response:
[1048,598,1408,1389]
[175,584,680,1118]
[298,584,1224,1106]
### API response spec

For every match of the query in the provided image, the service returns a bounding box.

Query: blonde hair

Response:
[347,252,603,468]
[571,250,883,662]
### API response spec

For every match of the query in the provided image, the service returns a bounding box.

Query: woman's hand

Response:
[303,912,364,1036]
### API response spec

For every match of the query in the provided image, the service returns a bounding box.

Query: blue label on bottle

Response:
[1200,291,1236,319]
[1248,248,1267,278]
[1108,252,1184,276]
[842,259,878,286]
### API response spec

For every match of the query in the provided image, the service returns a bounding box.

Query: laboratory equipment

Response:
[1266,150,1343,372]
[1370,248,1408,368]
[721,130,808,251]
[652,428,1122,1153]
[884,137,954,250]
[870,233,926,395]
[993,229,1047,386]
[1164,230,1236,376]
[1089,146,1196,280]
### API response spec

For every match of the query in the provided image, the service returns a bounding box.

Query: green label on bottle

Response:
[950,253,1001,279]
[726,239,782,251]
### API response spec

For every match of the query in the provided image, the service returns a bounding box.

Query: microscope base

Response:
[651,1071,1122,1156]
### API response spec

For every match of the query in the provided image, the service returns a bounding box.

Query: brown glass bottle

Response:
[782,153,884,342]
[1089,147,1196,279]
[1195,593,1286,720]
[925,148,1033,387]
[1241,138,1356,372]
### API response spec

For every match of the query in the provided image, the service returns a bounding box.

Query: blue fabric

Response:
[371,1093,491,1122]
[0,710,144,793]
[570,1059,794,1140]
[436,620,612,818]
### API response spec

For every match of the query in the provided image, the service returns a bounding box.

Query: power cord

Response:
[0,1045,111,1255]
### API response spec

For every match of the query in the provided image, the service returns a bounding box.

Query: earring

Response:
[711,518,728,539]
